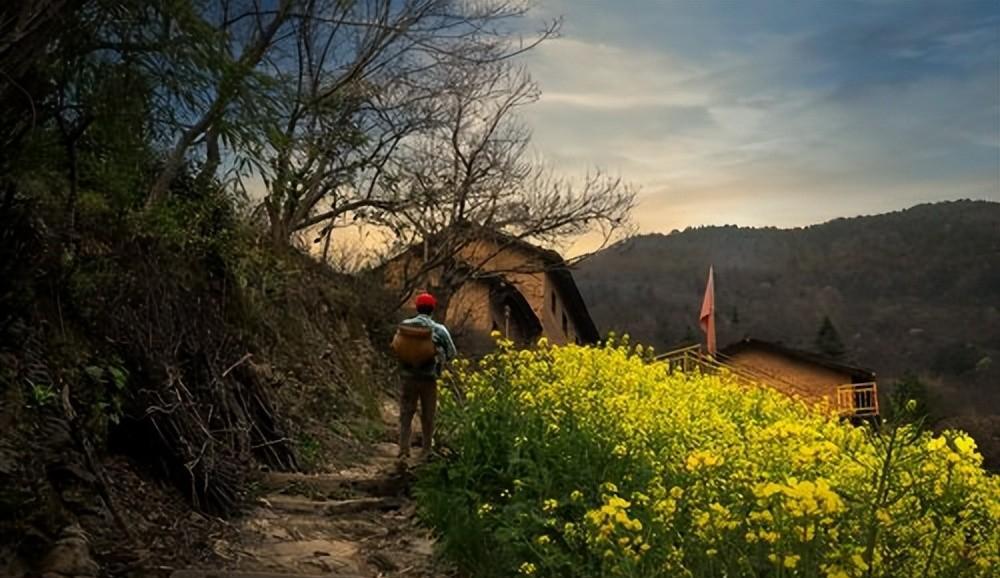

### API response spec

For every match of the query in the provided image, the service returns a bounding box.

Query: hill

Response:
[575,200,1000,463]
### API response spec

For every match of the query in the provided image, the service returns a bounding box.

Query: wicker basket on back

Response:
[391,324,437,366]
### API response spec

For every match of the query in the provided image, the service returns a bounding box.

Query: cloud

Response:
[518,0,999,244]
[527,38,712,109]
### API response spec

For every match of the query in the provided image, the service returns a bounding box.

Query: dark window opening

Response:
[562,312,568,335]
[550,292,557,313]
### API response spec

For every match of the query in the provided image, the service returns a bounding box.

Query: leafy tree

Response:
[887,373,931,425]
[145,0,297,208]
[814,315,845,359]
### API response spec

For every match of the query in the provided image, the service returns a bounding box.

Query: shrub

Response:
[416,338,1000,578]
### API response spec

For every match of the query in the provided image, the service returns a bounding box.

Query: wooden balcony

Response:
[836,382,879,418]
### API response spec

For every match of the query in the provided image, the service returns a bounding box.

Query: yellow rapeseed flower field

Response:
[415,337,1000,578]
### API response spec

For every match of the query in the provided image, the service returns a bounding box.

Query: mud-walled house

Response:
[381,229,600,354]
[719,338,879,420]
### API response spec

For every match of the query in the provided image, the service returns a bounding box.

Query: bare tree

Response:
[257,0,559,247]
[377,63,636,316]
[131,0,559,236]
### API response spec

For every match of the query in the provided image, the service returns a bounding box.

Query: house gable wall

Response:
[383,237,587,347]
[541,276,576,345]
[726,349,854,405]
[456,239,581,345]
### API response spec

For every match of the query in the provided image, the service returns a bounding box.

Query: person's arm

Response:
[437,324,458,361]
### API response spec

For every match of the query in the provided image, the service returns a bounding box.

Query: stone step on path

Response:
[256,472,405,499]
[262,495,404,516]
[170,570,365,578]
[170,401,446,578]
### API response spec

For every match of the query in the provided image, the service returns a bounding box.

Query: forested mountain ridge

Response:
[576,200,1000,461]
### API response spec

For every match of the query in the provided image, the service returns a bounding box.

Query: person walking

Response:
[395,292,457,460]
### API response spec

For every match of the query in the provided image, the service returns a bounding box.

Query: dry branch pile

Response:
[83,240,296,516]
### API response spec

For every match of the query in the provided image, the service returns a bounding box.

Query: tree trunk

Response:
[270,219,290,249]
[65,132,79,230]
[195,125,221,188]
[145,123,203,209]
[430,263,462,327]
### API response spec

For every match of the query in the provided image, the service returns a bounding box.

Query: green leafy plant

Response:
[83,358,129,425]
[26,378,56,408]
[296,434,323,472]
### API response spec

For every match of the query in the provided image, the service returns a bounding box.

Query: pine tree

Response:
[814,315,846,358]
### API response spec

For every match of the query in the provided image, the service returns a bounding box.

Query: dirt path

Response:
[169,401,449,578]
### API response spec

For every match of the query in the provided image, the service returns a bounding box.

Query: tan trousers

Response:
[399,376,437,457]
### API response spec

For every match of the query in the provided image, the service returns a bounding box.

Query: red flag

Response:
[699,266,716,355]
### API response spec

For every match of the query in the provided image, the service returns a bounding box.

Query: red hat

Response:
[415,292,437,310]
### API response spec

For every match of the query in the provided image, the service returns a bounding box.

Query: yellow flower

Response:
[518,562,536,575]
[755,530,779,543]
[433,340,1000,577]
[535,535,551,545]
[954,434,977,456]
[685,449,723,471]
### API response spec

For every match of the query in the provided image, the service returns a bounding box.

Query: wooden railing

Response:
[656,345,809,397]
[657,344,709,374]
[836,382,879,417]
[655,345,879,418]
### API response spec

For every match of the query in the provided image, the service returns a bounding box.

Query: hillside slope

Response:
[576,200,1000,457]
[0,191,397,575]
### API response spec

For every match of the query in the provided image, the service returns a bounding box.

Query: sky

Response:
[519,0,1000,244]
